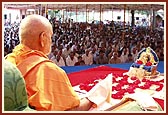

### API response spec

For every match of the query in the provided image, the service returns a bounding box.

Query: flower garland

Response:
[137,60,152,66]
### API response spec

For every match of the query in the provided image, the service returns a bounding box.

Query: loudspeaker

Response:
[22,15,25,19]
[136,17,139,20]
[117,16,121,20]
[4,14,7,19]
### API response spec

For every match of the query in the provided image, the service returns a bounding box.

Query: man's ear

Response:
[39,32,45,47]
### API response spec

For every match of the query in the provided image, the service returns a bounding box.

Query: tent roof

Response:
[4,3,164,12]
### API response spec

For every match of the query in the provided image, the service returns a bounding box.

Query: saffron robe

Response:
[5,44,80,111]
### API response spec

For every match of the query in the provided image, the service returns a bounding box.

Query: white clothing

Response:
[120,50,129,63]
[62,48,71,59]
[66,56,78,66]
[47,52,54,59]
[50,56,65,67]
[132,52,138,61]
[120,54,128,63]
[82,54,93,65]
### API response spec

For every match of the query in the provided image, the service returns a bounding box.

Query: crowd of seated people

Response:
[4,22,20,56]
[4,17,164,67]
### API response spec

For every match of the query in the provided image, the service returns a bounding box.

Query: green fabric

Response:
[4,60,35,111]
[114,101,163,111]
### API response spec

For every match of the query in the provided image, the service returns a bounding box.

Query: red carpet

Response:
[153,98,164,110]
[68,65,128,86]
[67,65,164,111]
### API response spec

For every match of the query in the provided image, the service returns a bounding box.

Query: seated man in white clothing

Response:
[66,51,78,66]
[82,49,93,65]
[51,49,65,67]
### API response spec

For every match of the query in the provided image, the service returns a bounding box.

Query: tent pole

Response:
[112,7,113,21]
[62,9,64,23]
[76,5,78,22]
[122,4,126,41]
[86,4,87,22]
[100,4,102,22]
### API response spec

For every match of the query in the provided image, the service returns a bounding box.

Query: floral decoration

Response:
[79,73,164,99]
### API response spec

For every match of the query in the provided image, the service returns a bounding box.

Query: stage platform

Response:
[61,61,164,74]
[60,61,165,111]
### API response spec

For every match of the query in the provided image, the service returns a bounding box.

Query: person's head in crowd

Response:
[58,49,62,56]
[69,42,73,48]
[19,14,53,55]
[11,39,16,48]
[99,50,105,58]
[80,60,85,65]
[91,47,96,54]
[56,54,61,62]
[53,49,58,56]
[127,53,133,62]
[72,48,77,54]
[69,51,75,60]
[65,44,70,50]
[123,47,128,55]
[85,49,90,56]
[143,43,148,48]
[132,47,137,54]
[74,55,85,66]
[118,51,122,57]
[113,51,118,59]
[77,55,82,62]
[58,44,63,50]
[113,47,117,52]
[51,43,56,52]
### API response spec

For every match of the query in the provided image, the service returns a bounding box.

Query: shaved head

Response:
[19,14,53,55]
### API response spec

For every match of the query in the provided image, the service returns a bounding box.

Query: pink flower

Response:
[137,60,143,64]
[112,77,117,82]
[133,79,141,85]
[143,82,151,89]
[123,75,129,80]
[146,61,152,66]
[112,86,116,91]
[120,79,129,85]
[155,84,163,91]
[115,85,122,91]
[127,88,135,94]
[112,92,124,99]
[142,78,147,82]
[131,76,138,80]
[158,79,164,83]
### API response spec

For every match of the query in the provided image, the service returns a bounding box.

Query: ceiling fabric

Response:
[4,3,164,12]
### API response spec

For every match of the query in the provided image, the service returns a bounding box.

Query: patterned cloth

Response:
[4,60,34,111]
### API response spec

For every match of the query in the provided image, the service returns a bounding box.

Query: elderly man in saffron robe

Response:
[5,14,94,111]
